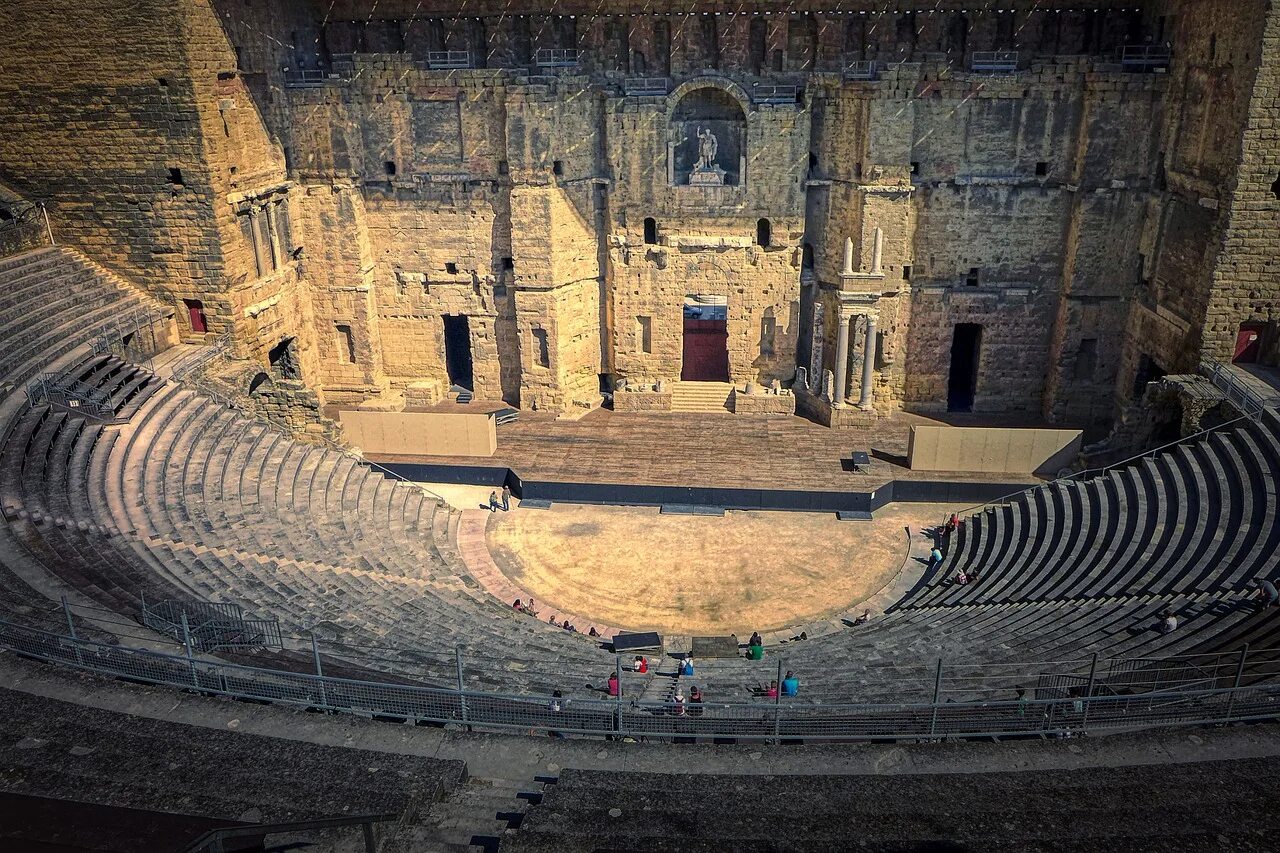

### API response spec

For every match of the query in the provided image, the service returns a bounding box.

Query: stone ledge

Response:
[730,387,795,416]
[612,387,673,413]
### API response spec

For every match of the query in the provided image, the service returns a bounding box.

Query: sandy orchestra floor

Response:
[486,502,953,636]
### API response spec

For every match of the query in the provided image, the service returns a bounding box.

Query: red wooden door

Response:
[1234,323,1265,363]
[184,299,207,333]
[681,318,730,381]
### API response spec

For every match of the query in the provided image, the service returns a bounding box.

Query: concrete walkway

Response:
[5,653,1280,783]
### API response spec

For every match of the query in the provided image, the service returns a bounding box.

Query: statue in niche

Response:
[688,125,727,186]
[696,126,718,171]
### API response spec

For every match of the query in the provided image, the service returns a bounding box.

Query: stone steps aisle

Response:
[388,773,555,853]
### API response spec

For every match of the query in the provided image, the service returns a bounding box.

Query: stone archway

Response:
[668,80,749,186]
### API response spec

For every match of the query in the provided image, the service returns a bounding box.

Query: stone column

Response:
[859,314,877,409]
[842,237,855,276]
[832,311,850,406]
[264,202,283,271]
[871,227,884,275]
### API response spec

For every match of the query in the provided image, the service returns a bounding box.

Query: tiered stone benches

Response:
[505,762,1280,852]
[0,685,464,834]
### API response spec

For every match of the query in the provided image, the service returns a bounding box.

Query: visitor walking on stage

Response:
[501,484,511,511]
[488,490,501,512]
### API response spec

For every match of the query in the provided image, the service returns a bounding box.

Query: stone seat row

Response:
[903,410,1280,609]
[503,763,1280,852]
[683,590,1258,704]
[0,686,465,831]
[0,338,628,695]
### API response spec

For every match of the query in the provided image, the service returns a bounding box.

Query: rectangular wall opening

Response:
[636,316,653,354]
[335,323,356,364]
[532,327,550,368]
[948,323,982,412]
[681,295,729,382]
[442,314,474,390]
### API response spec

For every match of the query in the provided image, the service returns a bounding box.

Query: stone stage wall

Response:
[0,0,1276,439]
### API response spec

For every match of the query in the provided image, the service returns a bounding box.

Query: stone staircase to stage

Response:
[669,381,732,413]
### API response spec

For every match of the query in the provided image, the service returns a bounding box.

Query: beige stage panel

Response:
[907,425,1082,475]
[338,410,497,457]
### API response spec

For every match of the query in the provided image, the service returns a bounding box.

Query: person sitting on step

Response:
[512,598,525,612]
[781,670,800,697]
[672,688,686,717]
[764,680,779,699]
[679,656,695,677]
[954,569,970,586]
[1251,578,1280,610]
[689,685,704,716]
[607,671,619,697]
[854,608,871,625]
[633,655,648,674]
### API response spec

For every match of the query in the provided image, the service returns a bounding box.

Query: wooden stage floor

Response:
[366,407,1042,493]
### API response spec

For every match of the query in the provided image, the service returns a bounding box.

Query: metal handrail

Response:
[1201,358,1269,417]
[624,76,670,96]
[753,84,799,104]
[970,50,1019,73]
[843,59,880,81]
[1120,44,1172,69]
[425,50,473,70]
[183,814,396,853]
[535,48,580,68]
[2,617,1277,742]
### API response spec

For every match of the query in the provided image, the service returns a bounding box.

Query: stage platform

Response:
[366,408,1045,515]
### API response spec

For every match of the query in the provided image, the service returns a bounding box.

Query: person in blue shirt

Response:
[781,670,799,697]
[679,656,695,677]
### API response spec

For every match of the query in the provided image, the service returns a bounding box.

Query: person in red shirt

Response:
[765,680,778,699]
[633,655,648,674]
[607,672,619,697]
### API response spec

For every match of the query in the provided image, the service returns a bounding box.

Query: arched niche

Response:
[669,83,747,186]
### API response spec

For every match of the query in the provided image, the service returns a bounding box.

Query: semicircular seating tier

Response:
[684,410,1280,704]
[0,248,628,697]
[1,245,1278,708]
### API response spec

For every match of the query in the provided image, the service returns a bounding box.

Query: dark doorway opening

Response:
[681,298,729,382]
[1234,322,1267,364]
[1132,354,1166,398]
[442,314,474,390]
[948,323,982,412]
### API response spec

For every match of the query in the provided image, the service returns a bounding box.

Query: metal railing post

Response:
[928,658,943,738]
[773,658,784,742]
[39,202,55,246]
[455,646,469,728]
[1080,652,1099,729]
[614,654,623,738]
[61,595,85,666]
[61,596,76,639]
[1225,643,1249,722]
[362,821,376,853]
[180,612,198,688]
[312,632,329,712]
